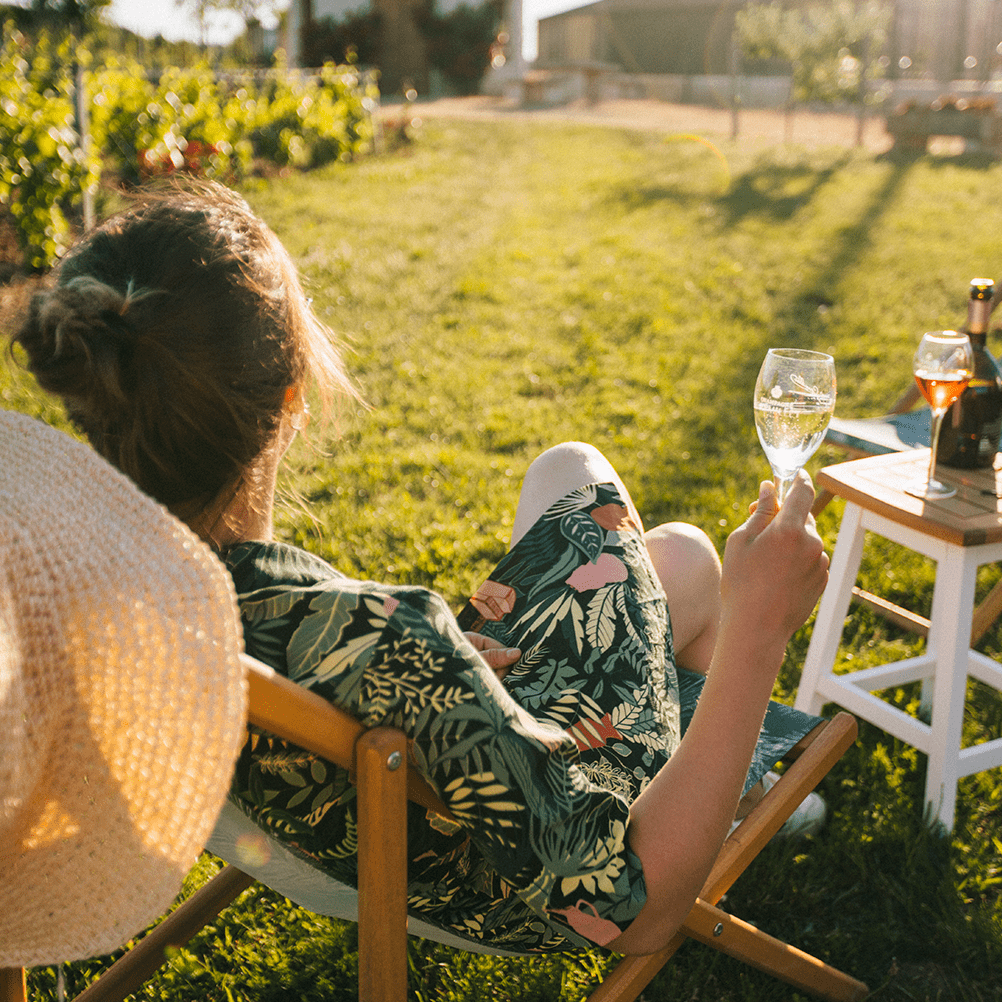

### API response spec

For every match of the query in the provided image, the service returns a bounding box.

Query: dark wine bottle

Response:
[937,278,1002,469]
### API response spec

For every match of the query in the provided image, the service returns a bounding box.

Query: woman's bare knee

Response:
[645,522,721,673]
[512,442,639,545]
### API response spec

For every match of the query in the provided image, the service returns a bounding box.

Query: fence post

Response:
[74,62,95,232]
[730,31,741,141]
[855,35,870,149]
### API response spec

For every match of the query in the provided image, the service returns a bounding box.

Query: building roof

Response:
[541,0,744,20]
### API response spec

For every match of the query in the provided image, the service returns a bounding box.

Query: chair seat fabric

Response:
[206,799,521,956]
[826,410,930,455]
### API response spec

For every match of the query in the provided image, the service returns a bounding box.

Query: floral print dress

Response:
[224,483,820,954]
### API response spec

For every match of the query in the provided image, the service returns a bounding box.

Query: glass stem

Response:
[927,408,946,488]
[776,475,795,505]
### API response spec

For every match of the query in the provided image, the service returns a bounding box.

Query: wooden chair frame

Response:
[2,656,867,1002]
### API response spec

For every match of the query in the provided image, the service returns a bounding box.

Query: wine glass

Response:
[906,330,975,500]
[754,348,837,505]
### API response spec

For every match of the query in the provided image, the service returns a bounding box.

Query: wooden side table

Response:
[795,450,1002,829]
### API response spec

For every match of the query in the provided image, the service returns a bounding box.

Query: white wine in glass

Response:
[907,330,975,500]
[754,349,837,505]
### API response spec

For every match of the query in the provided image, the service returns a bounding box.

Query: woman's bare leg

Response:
[511,442,642,546]
[512,443,721,673]
[513,443,761,816]
[644,522,763,814]
[643,522,721,675]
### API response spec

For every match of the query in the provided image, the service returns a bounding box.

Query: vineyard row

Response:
[0,25,379,271]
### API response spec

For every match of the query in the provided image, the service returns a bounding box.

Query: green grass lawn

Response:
[4,114,1002,1000]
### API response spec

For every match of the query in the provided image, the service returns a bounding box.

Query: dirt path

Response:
[397,95,896,154]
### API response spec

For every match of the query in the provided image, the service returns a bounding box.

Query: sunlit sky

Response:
[106,0,580,60]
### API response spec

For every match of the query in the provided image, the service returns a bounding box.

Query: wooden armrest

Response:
[704,712,858,905]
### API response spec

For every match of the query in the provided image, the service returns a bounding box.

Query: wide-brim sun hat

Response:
[0,409,248,968]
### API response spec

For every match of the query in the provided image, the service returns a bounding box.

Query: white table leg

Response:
[923,545,980,830]
[796,503,866,716]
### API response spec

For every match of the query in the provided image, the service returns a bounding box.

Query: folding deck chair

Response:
[0,410,867,1002]
[1,653,866,1002]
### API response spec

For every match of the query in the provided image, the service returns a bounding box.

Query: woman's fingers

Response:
[721,470,828,645]
[463,631,521,681]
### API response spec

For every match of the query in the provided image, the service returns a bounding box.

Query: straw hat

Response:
[0,409,248,968]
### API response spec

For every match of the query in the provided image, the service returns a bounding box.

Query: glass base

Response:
[905,479,956,500]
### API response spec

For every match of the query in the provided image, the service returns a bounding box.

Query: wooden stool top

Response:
[818,450,1002,547]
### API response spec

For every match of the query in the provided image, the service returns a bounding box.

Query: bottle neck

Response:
[968,296,992,342]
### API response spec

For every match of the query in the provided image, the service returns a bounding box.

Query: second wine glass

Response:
[754,348,837,505]
[907,330,975,500]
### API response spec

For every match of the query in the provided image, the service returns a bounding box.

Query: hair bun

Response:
[17,276,135,407]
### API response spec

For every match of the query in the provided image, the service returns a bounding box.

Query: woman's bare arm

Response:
[608,472,829,955]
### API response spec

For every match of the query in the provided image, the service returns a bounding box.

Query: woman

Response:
[11,181,829,957]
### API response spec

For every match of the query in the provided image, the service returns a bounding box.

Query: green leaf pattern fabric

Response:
[224,484,820,954]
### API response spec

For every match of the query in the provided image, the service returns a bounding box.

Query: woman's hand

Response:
[463,632,521,681]
[720,470,829,656]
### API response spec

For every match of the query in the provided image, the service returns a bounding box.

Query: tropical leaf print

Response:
[557,819,629,899]
[361,632,483,730]
[617,594,646,650]
[560,510,605,563]
[237,587,304,626]
[295,593,399,686]
[507,654,580,709]
[623,726,671,755]
[542,483,597,518]
[510,543,582,602]
[566,712,622,754]
[252,746,317,775]
[520,798,629,917]
[441,771,526,828]
[577,759,636,800]
[305,630,383,690]
[286,590,361,679]
[503,740,581,829]
[585,583,623,651]
[534,688,607,732]
[312,809,357,858]
[610,693,647,735]
[509,591,584,654]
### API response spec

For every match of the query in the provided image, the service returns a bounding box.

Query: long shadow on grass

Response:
[718,154,853,226]
[715,152,923,407]
[673,154,920,454]
[633,151,922,515]
[607,149,853,222]
[767,155,919,336]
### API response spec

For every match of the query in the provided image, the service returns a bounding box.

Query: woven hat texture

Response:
[0,409,248,967]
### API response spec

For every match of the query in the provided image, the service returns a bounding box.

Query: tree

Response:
[304,10,382,68]
[736,0,891,106]
[7,0,111,34]
[416,0,503,95]
[174,0,279,46]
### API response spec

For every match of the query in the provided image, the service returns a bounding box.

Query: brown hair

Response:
[12,181,354,519]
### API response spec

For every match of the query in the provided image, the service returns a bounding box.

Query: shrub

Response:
[244,57,377,169]
[0,25,100,271]
[0,31,379,271]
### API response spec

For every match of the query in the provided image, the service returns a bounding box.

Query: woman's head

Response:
[12,181,352,527]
